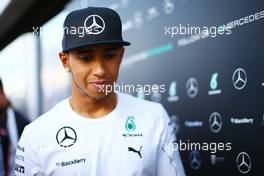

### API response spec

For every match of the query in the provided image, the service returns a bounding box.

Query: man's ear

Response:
[59,52,70,72]
[119,47,125,59]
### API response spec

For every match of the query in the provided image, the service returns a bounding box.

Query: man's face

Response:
[59,44,124,101]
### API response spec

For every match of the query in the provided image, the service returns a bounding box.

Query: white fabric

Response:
[15,92,185,176]
[7,107,19,149]
[7,107,19,176]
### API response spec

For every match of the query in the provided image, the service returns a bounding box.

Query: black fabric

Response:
[14,110,29,137]
[62,6,130,52]
[0,108,9,175]
[0,107,29,175]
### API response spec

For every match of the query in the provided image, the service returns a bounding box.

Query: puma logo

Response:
[128,146,142,159]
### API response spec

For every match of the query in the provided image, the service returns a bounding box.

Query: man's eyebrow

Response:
[74,46,120,54]
[104,47,120,52]
[75,49,94,54]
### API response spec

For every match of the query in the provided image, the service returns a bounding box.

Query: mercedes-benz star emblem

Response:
[186,77,198,98]
[209,112,222,133]
[189,150,201,170]
[232,68,247,90]
[168,115,179,135]
[262,113,264,125]
[236,152,251,174]
[163,0,174,14]
[56,126,77,148]
[84,15,105,35]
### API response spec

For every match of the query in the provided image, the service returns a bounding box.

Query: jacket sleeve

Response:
[156,105,186,176]
[14,126,43,176]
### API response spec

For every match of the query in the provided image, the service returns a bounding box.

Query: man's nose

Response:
[92,58,106,77]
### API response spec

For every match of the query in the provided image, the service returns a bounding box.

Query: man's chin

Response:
[87,91,113,101]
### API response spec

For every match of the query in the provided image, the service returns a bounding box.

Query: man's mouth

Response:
[88,80,112,91]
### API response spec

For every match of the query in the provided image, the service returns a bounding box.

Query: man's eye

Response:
[106,54,116,58]
[105,53,117,59]
[79,55,92,60]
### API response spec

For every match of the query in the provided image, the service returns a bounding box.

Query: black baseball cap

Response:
[62,7,131,52]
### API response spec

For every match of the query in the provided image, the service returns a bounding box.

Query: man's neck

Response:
[69,91,117,119]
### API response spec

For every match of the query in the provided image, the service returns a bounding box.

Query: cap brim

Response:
[63,40,131,52]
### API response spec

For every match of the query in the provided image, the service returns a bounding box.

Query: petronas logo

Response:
[125,116,136,131]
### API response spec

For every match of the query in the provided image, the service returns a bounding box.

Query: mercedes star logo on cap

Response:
[62,7,130,52]
[84,14,105,35]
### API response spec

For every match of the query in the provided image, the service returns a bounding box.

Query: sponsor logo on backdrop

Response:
[261,113,264,125]
[236,152,251,174]
[209,112,222,133]
[230,117,254,124]
[208,73,221,95]
[151,91,162,102]
[163,0,175,14]
[169,115,180,134]
[184,120,203,128]
[210,154,224,165]
[186,78,199,98]
[147,7,160,20]
[168,81,179,102]
[134,12,143,29]
[137,91,145,99]
[232,68,247,90]
[189,150,202,170]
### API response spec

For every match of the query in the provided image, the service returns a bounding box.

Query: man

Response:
[0,78,29,176]
[15,7,185,176]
